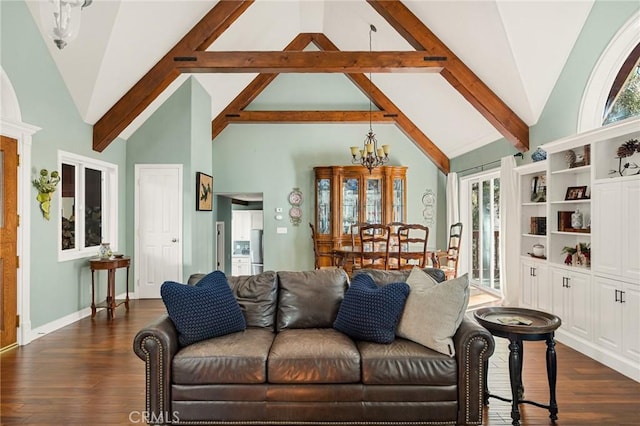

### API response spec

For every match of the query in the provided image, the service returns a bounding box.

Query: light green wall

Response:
[126,77,214,281]
[1,0,127,328]
[452,0,639,174]
[213,123,442,272]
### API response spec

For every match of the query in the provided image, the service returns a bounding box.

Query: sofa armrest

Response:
[133,314,179,422]
[453,315,495,425]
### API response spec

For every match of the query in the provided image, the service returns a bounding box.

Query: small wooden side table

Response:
[89,256,131,319]
[474,307,561,426]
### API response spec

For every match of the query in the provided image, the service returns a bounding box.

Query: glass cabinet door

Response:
[342,178,360,234]
[365,178,382,224]
[392,178,405,222]
[316,178,331,234]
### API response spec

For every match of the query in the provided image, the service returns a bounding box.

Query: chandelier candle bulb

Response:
[367,142,374,153]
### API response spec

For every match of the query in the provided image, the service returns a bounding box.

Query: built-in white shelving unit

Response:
[515,117,640,382]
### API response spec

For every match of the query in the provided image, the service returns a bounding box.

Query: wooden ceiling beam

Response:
[223,110,396,123]
[212,33,314,139]
[367,0,529,152]
[92,0,254,152]
[175,51,446,73]
[310,33,450,173]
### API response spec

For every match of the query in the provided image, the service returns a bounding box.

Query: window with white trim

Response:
[58,151,118,261]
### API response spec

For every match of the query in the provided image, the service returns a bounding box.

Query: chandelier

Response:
[350,24,389,174]
[40,0,92,50]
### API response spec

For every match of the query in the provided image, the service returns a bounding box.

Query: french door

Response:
[461,170,501,293]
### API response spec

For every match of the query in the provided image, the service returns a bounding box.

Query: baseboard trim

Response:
[27,292,129,344]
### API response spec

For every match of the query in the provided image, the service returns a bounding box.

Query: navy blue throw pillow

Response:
[333,273,410,344]
[161,271,246,346]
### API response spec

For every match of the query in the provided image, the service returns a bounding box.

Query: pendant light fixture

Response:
[40,0,92,50]
[350,24,389,174]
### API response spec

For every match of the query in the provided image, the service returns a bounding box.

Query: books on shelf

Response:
[530,217,546,235]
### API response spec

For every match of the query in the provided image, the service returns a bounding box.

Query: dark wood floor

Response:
[1,300,639,425]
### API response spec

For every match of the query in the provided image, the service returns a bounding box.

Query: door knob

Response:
[172,238,178,242]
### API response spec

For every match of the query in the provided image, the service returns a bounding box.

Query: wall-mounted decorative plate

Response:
[288,187,303,225]
[288,188,303,206]
[422,189,436,226]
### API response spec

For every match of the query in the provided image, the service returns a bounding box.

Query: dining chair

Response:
[394,224,429,270]
[359,224,391,270]
[432,222,463,279]
[349,221,368,270]
[309,223,336,269]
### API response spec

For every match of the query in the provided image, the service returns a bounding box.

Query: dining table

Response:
[332,245,433,273]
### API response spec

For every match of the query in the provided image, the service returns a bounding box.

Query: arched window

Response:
[579,11,639,132]
[602,43,640,125]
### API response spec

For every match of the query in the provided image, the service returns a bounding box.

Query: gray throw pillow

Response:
[396,267,470,356]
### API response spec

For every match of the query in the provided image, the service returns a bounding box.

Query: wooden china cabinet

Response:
[313,165,407,267]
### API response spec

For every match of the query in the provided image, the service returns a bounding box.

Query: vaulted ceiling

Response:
[25,0,595,172]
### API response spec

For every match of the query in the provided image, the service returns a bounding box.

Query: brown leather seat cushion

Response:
[358,338,457,385]
[268,329,360,384]
[173,328,275,385]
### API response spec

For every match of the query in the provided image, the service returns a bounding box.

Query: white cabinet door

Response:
[592,183,622,277]
[536,265,552,313]
[250,210,263,230]
[520,259,537,309]
[592,275,622,353]
[520,258,550,312]
[567,270,591,340]
[232,211,251,240]
[622,180,640,283]
[551,267,591,340]
[622,281,640,362]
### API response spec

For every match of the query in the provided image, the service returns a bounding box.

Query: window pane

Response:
[603,58,640,124]
[61,163,75,250]
[85,168,102,248]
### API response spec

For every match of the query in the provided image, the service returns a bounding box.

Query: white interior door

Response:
[135,164,183,299]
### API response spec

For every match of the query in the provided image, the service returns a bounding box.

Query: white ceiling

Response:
[25,0,594,159]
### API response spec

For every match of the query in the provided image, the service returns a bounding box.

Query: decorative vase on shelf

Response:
[531,147,547,162]
[98,242,112,259]
[571,209,583,229]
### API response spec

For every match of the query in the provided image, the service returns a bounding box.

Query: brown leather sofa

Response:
[133,268,494,425]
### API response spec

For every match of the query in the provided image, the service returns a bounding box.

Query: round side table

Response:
[474,307,561,426]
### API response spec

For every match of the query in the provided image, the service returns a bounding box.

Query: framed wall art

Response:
[196,172,213,211]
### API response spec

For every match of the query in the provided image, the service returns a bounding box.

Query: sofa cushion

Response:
[397,269,470,356]
[354,267,445,285]
[268,329,361,384]
[173,328,275,384]
[189,271,278,331]
[357,338,457,385]
[277,269,349,331]
[333,274,409,344]
[161,271,246,346]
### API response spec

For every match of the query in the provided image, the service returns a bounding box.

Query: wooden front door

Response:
[0,135,18,350]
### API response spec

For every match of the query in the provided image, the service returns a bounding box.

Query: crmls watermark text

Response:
[129,411,180,424]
